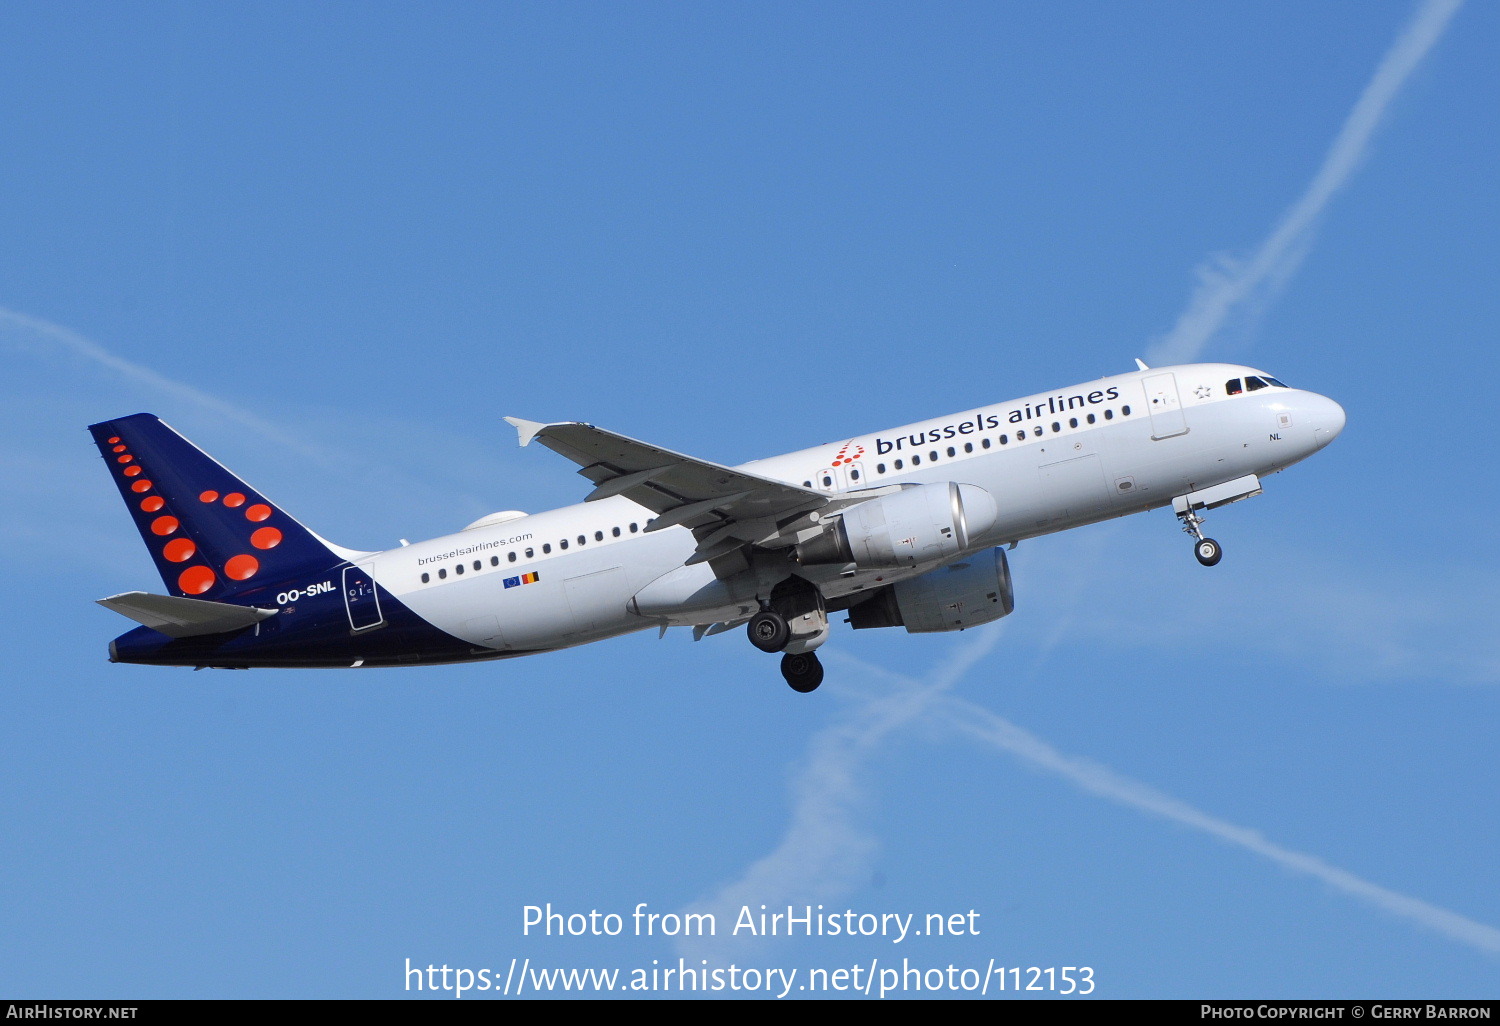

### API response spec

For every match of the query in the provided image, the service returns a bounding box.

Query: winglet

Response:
[1135,358,1150,371]
[503,416,549,448]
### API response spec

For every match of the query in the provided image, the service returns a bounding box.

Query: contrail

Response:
[939,695,1500,957]
[674,627,1003,963]
[1147,0,1463,365]
[0,305,329,460]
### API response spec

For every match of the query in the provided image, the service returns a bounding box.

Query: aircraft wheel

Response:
[748,610,791,653]
[1195,538,1223,567]
[782,652,824,693]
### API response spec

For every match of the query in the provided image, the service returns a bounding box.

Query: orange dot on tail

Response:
[223,493,245,508]
[251,527,282,549]
[131,479,152,493]
[224,554,259,580]
[150,515,179,536]
[178,565,216,594]
[107,436,120,444]
[245,504,271,522]
[200,490,219,503]
[124,466,142,477]
[112,445,126,453]
[163,538,196,562]
[140,496,164,512]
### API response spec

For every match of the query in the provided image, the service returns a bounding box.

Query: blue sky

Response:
[3,0,1497,999]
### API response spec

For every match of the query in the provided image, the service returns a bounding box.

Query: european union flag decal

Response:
[503,576,520,589]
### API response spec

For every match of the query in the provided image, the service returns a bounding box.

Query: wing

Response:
[504,418,890,567]
[97,591,278,638]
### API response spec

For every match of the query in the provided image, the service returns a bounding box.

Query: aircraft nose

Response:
[1311,394,1345,449]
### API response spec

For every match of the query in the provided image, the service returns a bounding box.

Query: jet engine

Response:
[796,482,997,569]
[846,547,1014,633]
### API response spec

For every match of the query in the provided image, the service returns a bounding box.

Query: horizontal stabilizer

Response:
[97,591,278,638]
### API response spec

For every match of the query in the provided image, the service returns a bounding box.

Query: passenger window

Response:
[508,552,517,562]
[1017,429,1026,440]
[595,531,603,541]
[1104,410,1113,420]
[473,560,481,571]
[803,481,812,488]
[1000,434,1008,445]
[455,564,464,575]
[929,451,938,461]
[525,547,534,558]
[543,543,551,553]
[912,455,921,466]
[491,556,500,566]
[421,572,430,584]
[578,535,586,546]
[877,463,886,474]
[981,438,990,449]
[964,442,973,453]
[1121,405,1131,416]
[1226,378,1242,395]
[438,568,447,579]
[612,527,621,537]
[560,539,569,550]
[822,475,832,488]
[1052,422,1061,433]
[850,469,860,481]
[629,523,638,533]
[946,447,955,457]
[894,459,904,469]
[1069,417,1078,428]
[1087,413,1096,424]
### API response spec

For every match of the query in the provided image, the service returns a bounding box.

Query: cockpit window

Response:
[1265,376,1288,388]
[1226,378,1243,395]
[1246,376,1268,391]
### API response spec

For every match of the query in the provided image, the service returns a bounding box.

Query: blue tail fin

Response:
[89,414,349,598]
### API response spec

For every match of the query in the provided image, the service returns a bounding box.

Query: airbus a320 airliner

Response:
[92,361,1343,692]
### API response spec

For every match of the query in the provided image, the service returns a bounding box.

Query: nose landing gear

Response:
[1177,506,1223,566]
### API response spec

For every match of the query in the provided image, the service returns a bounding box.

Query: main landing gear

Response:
[747,576,829,692]
[1177,506,1223,567]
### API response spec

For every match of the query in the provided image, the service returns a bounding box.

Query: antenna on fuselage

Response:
[1135,358,1150,371]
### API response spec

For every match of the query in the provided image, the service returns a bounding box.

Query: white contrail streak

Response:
[0,305,327,460]
[939,695,1500,957]
[1147,0,1463,365]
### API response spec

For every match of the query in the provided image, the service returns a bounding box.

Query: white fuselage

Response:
[364,363,1343,657]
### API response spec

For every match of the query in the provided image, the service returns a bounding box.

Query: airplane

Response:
[91,360,1344,692]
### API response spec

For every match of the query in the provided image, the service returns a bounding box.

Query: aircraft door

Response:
[342,565,385,631]
[1143,372,1189,439]
[816,461,867,492]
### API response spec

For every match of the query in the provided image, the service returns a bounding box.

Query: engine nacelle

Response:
[797,482,997,569]
[847,547,1014,633]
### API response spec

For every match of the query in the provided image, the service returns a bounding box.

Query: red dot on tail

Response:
[223,493,245,508]
[224,554,259,580]
[131,480,152,493]
[150,515,179,536]
[178,566,216,594]
[251,527,282,550]
[163,538,196,562]
[124,466,142,477]
[112,445,126,453]
[140,496,164,513]
[107,436,120,444]
[200,490,219,503]
[245,504,271,522]
[116,454,134,464]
